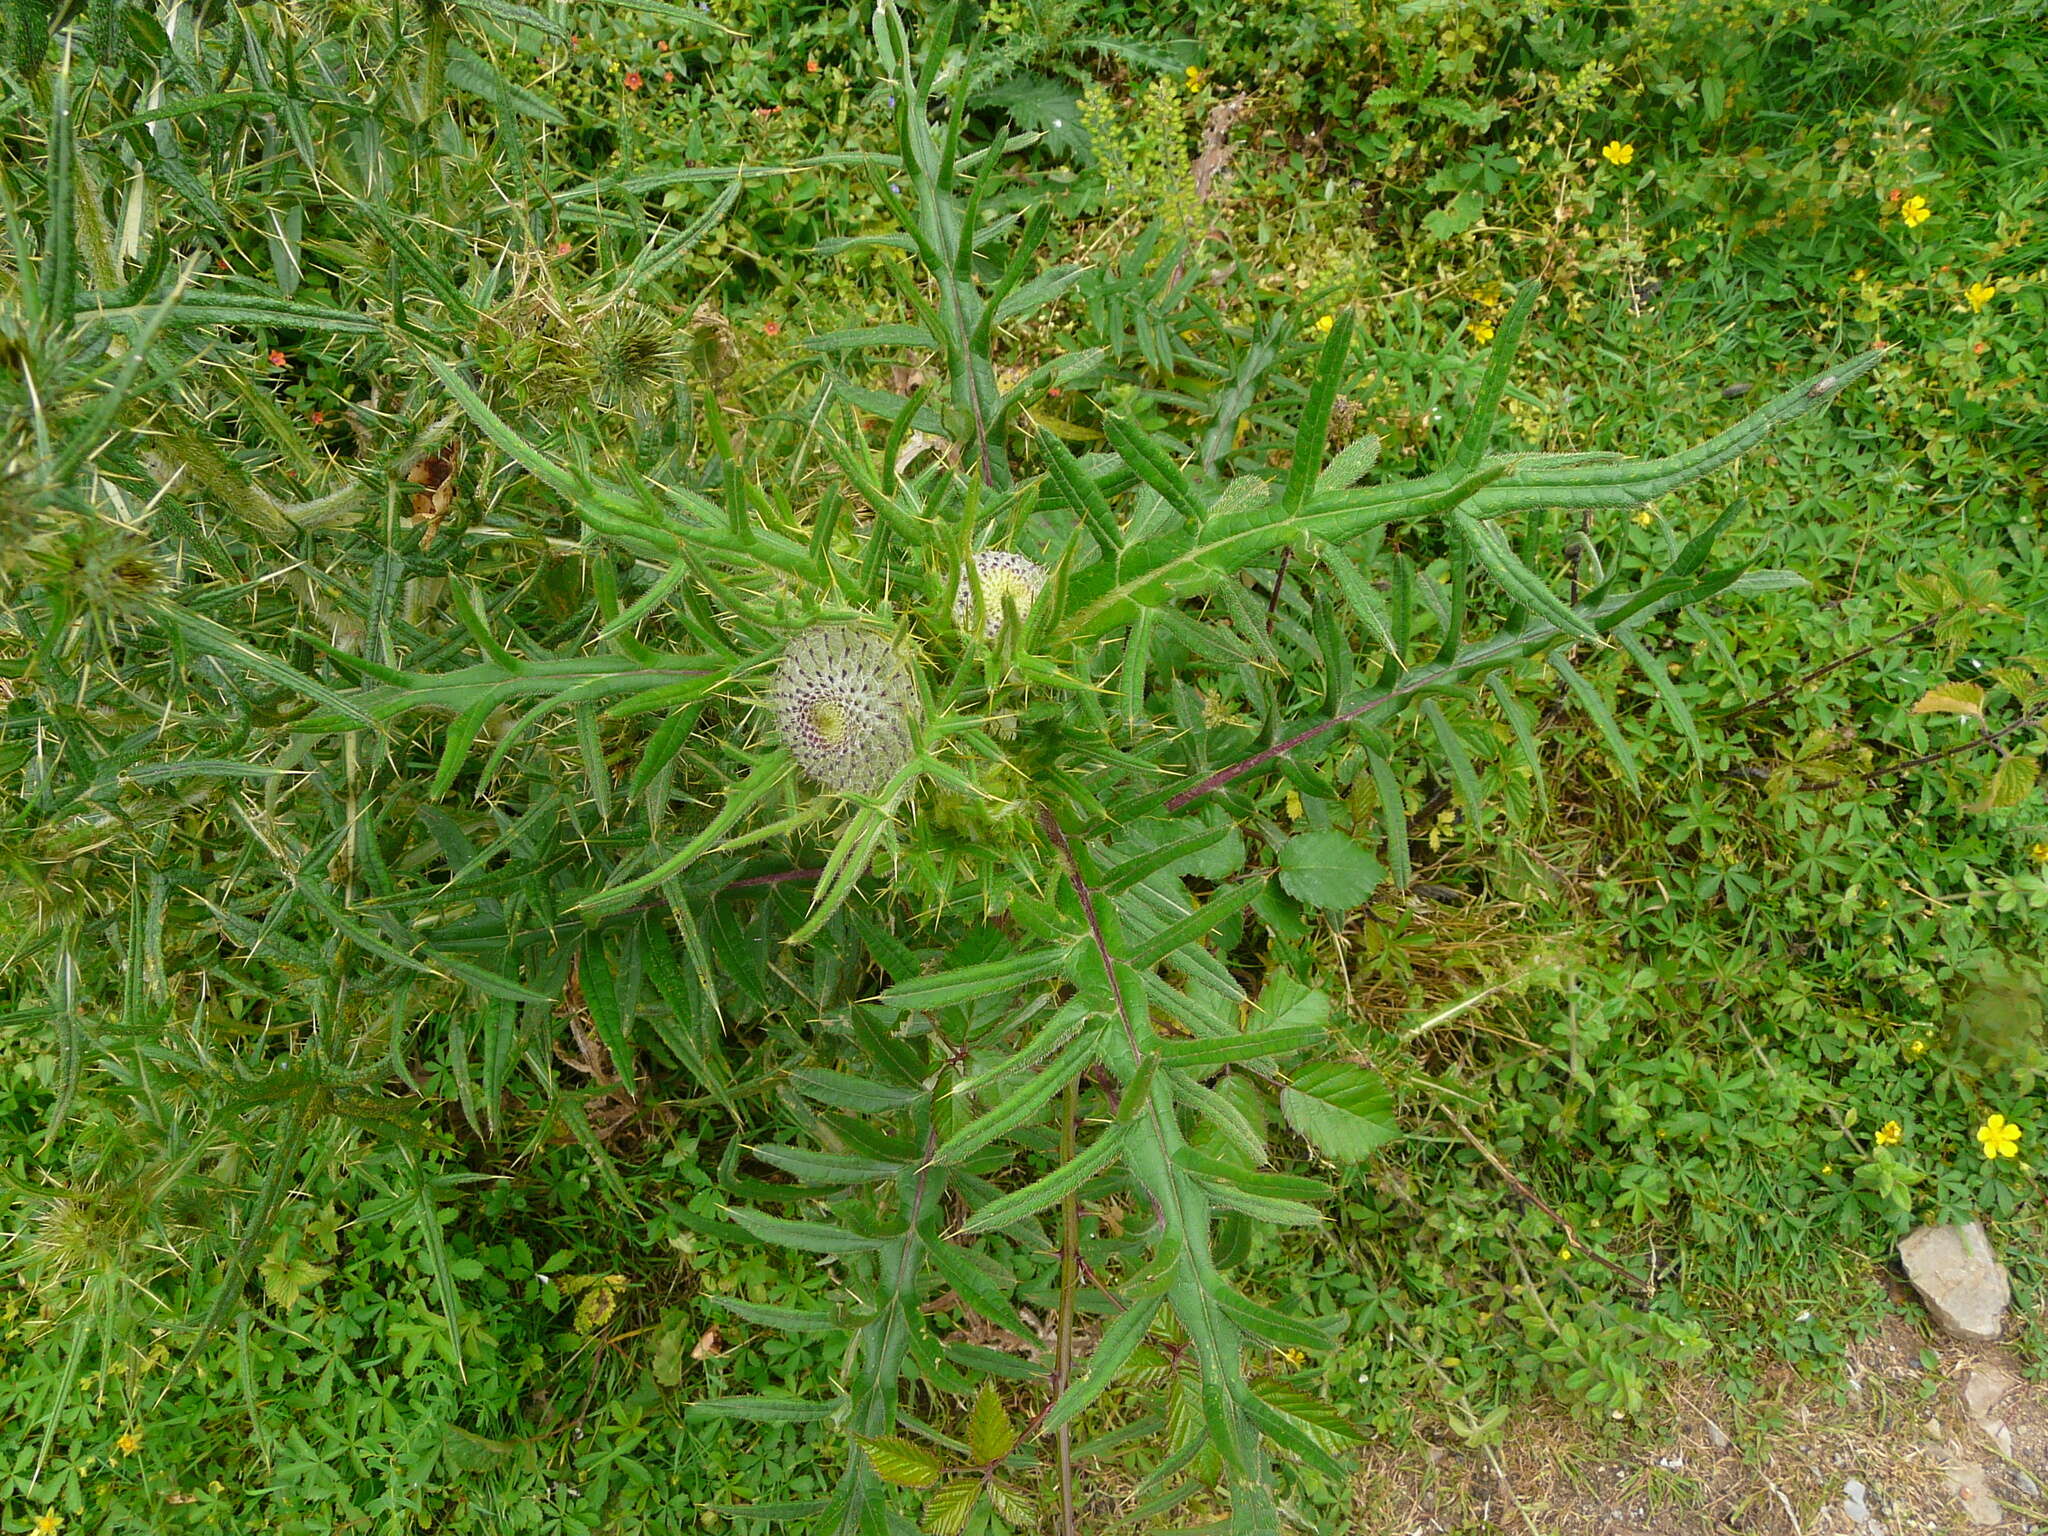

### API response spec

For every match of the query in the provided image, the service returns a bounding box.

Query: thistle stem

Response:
[1056,1072,1080,1536]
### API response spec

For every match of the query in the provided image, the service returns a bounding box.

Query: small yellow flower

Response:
[1185,66,1208,90]
[1821,1163,1835,1175]
[1631,509,1655,528]
[1875,1120,1903,1147]
[1978,1114,2021,1159]
[1600,140,1635,166]
[1558,1245,1572,1260]
[117,1430,142,1455]
[1313,313,1335,336]
[1279,1346,1305,1365]
[1906,1037,1930,1057]
[2027,841,2048,862]
[1470,318,1496,344]
[33,1513,63,1536]
[1900,194,1930,228]
[1965,280,1997,312]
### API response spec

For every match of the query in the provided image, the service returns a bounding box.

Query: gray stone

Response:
[1963,1365,2020,1422]
[1900,1222,2011,1342]
[1943,1457,2004,1527]
[1964,1364,2021,1458]
[1842,1477,1873,1525]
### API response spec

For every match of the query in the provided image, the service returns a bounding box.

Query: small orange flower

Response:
[268,349,287,368]
[806,56,820,73]
[625,71,643,90]
[762,320,782,337]
[309,408,325,426]
[555,240,573,256]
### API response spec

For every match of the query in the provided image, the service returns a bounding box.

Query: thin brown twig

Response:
[1264,547,1292,635]
[1867,705,2045,782]
[1437,1107,1652,1296]
[1731,612,1939,718]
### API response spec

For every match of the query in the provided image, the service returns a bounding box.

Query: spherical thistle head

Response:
[772,627,921,795]
[36,518,165,622]
[953,550,1048,639]
[592,301,682,405]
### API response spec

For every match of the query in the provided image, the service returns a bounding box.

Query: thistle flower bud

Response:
[771,627,920,794]
[953,550,1047,639]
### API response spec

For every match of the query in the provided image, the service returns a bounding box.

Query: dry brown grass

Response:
[1338,1285,2048,1535]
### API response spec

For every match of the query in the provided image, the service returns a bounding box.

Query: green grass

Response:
[2,0,2045,1531]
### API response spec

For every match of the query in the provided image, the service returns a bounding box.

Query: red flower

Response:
[806,57,820,73]
[556,240,573,256]
[268,349,287,368]
[763,320,782,337]
[625,71,643,90]
[309,408,326,426]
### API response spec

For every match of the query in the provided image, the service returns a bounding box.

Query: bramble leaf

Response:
[1282,1063,1398,1164]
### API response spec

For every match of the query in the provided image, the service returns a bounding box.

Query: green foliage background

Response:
[1,0,2045,1531]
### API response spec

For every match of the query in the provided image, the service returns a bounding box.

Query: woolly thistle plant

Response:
[952,549,1048,637]
[770,627,922,794]
[0,6,1903,1536]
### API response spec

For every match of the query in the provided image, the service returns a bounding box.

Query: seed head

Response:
[36,519,165,620]
[772,627,920,794]
[953,550,1048,639]
[592,301,682,404]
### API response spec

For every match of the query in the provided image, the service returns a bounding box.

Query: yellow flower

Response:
[1875,1120,1903,1147]
[1821,1163,1834,1175]
[1600,140,1635,166]
[1631,509,1655,528]
[1313,314,1335,336]
[116,1430,142,1455]
[1906,1037,1930,1057]
[2027,841,2048,862]
[1977,1113,2022,1159]
[1470,318,1496,343]
[1965,280,1997,312]
[33,1513,63,1536]
[1185,66,1208,90]
[1558,1245,1572,1260]
[1900,194,1930,228]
